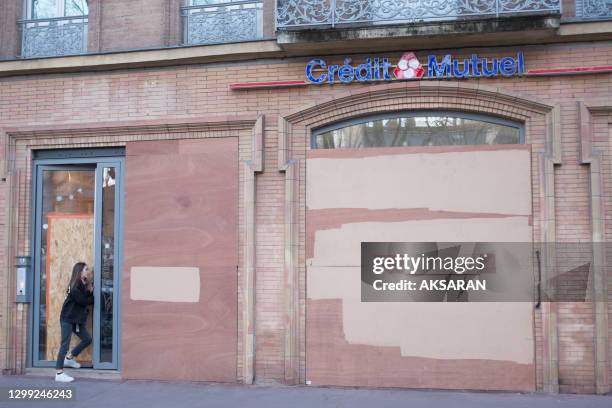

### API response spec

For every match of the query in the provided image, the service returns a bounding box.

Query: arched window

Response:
[312,112,523,149]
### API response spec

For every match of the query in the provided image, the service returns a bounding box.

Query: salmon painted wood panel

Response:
[122,138,238,382]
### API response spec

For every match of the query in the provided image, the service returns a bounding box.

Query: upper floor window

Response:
[31,0,88,19]
[181,0,263,46]
[20,0,89,58]
[313,113,523,149]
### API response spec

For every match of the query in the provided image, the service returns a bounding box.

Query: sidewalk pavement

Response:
[1,374,611,408]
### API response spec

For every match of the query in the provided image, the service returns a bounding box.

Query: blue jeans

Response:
[55,321,92,370]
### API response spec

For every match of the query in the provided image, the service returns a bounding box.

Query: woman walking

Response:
[55,262,94,382]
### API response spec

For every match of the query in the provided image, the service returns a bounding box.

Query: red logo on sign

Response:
[394,52,424,80]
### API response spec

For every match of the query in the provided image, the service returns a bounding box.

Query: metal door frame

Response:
[30,156,124,370]
[92,160,123,369]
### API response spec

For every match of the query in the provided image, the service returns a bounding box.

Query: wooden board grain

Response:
[45,213,94,363]
[122,138,238,382]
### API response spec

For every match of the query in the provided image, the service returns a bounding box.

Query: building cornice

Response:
[0,40,283,78]
[0,21,611,78]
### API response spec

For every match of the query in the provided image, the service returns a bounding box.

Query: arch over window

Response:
[312,112,524,149]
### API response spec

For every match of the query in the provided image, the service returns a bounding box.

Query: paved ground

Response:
[1,374,611,408]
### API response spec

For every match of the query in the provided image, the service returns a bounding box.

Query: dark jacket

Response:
[60,279,94,324]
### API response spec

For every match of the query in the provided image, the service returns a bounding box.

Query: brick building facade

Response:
[0,0,611,395]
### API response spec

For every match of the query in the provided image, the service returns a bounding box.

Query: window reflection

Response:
[38,169,95,362]
[32,0,88,19]
[64,0,88,16]
[314,115,521,149]
[100,167,116,363]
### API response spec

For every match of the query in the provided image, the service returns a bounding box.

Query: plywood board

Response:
[305,146,535,390]
[122,138,238,382]
[45,213,94,363]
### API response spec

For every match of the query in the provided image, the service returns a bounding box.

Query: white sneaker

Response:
[55,372,74,382]
[64,358,81,369]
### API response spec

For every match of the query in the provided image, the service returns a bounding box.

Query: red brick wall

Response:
[562,0,576,18]
[0,41,611,392]
[591,111,612,392]
[263,0,276,38]
[254,126,286,383]
[0,0,23,59]
[554,99,595,393]
[98,0,172,52]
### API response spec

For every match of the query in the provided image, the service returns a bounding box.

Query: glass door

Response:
[31,158,123,370]
[93,163,122,368]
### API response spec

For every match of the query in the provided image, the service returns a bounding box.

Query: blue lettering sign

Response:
[428,55,451,78]
[338,58,355,83]
[452,58,469,78]
[471,54,481,76]
[305,59,327,84]
[481,57,499,77]
[499,57,516,77]
[355,59,373,81]
[305,52,525,84]
[382,58,392,80]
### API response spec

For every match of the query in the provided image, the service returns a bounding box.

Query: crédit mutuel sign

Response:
[305,51,526,84]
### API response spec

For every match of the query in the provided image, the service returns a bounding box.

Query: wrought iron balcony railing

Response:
[19,16,88,58]
[276,0,562,29]
[182,0,264,45]
[576,0,612,20]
